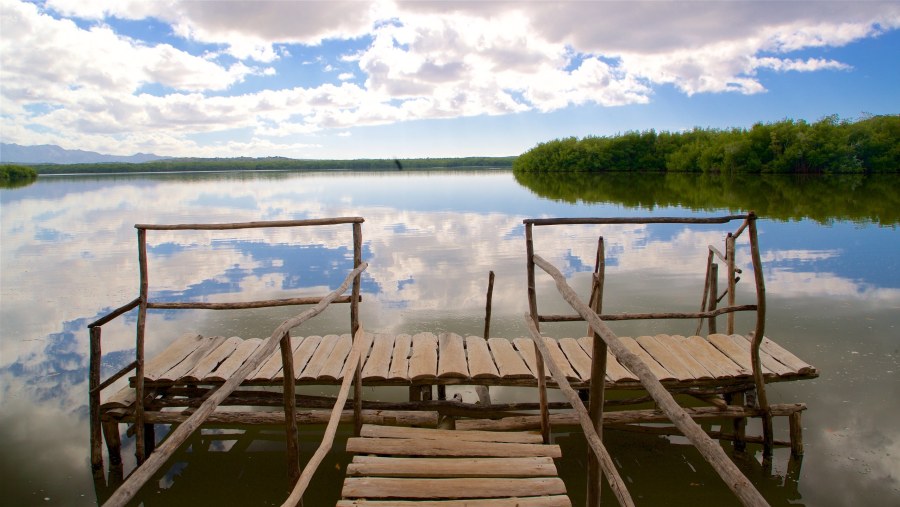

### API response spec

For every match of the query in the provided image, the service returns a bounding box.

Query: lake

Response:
[1,170,897,506]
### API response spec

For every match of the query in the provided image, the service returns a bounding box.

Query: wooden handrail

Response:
[88,298,141,328]
[538,304,757,322]
[525,317,635,507]
[135,217,364,230]
[146,295,358,310]
[531,254,769,507]
[524,215,748,226]
[101,262,368,507]
[282,325,367,507]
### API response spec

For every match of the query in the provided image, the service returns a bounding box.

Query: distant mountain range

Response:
[0,143,169,164]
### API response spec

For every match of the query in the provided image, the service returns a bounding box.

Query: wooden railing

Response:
[524,213,771,507]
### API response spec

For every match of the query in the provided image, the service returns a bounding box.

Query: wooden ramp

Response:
[339,424,571,506]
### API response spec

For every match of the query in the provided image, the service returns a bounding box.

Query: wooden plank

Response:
[318,334,353,381]
[183,336,242,382]
[157,336,228,383]
[248,336,305,381]
[341,477,567,499]
[388,334,412,381]
[360,425,543,444]
[619,336,675,381]
[438,333,469,379]
[577,336,636,382]
[487,338,532,379]
[362,333,396,381]
[206,338,262,382]
[144,333,204,381]
[676,335,748,378]
[356,331,376,369]
[558,337,592,381]
[635,335,696,380]
[345,437,562,458]
[542,337,579,381]
[347,456,558,478]
[729,335,794,376]
[512,337,542,378]
[298,334,340,380]
[662,335,717,380]
[707,334,757,374]
[337,497,571,507]
[757,336,816,374]
[408,332,438,381]
[465,336,500,379]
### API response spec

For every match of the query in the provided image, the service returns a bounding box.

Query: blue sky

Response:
[1,0,898,159]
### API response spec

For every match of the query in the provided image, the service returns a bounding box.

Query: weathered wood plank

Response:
[730,334,794,376]
[512,337,542,378]
[207,338,262,382]
[675,335,748,378]
[144,333,204,381]
[542,337,579,381]
[363,334,396,381]
[157,336,228,383]
[297,334,340,380]
[635,335,696,380]
[347,456,558,478]
[757,336,816,374]
[487,338,532,379]
[558,337,592,381]
[341,477,567,499]
[345,437,562,458]
[438,332,469,379]
[408,332,438,381]
[250,335,305,381]
[708,333,758,374]
[577,336,636,382]
[318,334,353,381]
[360,425,542,444]
[388,334,412,381]
[465,336,500,379]
[337,497,571,507]
[184,336,242,383]
[619,336,674,381]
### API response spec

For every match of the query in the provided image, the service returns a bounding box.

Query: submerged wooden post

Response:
[134,227,149,464]
[525,222,551,444]
[483,270,495,340]
[89,326,103,470]
[587,236,607,507]
[280,331,300,483]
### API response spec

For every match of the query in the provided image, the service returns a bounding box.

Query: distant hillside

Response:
[0,143,169,164]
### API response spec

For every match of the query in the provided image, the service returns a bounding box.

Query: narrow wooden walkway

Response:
[338,424,570,506]
[104,331,817,409]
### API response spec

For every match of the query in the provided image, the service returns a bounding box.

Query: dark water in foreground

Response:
[0,170,897,506]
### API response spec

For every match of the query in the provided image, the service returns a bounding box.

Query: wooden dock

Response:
[89,214,819,507]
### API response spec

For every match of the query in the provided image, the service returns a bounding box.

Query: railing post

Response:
[483,270,495,340]
[352,221,363,436]
[726,233,736,334]
[525,221,550,444]
[707,263,719,334]
[747,212,773,462]
[89,325,103,471]
[280,331,300,483]
[587,237,607,507]
[134,227,149,464]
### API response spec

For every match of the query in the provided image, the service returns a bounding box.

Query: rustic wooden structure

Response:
[88,214,817,507]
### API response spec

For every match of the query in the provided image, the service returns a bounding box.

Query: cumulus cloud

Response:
[1,0,898,155]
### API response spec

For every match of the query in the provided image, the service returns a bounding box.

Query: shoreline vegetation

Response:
[513,115,899,174]
[0,164,38,188]
[27,156,515,175]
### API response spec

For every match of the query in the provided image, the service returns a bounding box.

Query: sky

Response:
[1,0,899,160]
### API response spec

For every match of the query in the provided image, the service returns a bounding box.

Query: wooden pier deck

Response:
[338,424,570,506]
[102,331,816,410]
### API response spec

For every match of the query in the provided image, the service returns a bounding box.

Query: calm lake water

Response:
[1,170,897,506]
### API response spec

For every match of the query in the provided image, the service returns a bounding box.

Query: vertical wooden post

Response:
[352,222,363,437]
[280,331,300,483]
[707,263,719,334]
[747,213,773,461]
[89,326,103,470]
[525,222,550,444]
[587,237,607,507]
[727,392,747,454]
[134,227,149,463]
[695,250,715,335]
[789,411,804,458]
[726,233,736,335]
[483,270,495,340]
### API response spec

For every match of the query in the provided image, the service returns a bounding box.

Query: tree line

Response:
[512,115,899,174]
[0,164,38,187]
[29,156,515,175]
